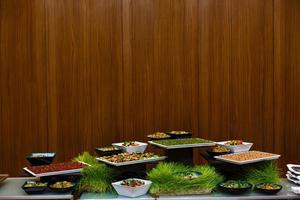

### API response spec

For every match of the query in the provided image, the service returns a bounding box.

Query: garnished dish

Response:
[174,171,202,180]
[121,179,145,187]
[112,141,148,153]
[147,132,171,140]
[112,178,152,198]
[215,151,281,165]
[255,183,282,194]
[217,140,253,153]
[24,162,86,177]
[22,181,48,194]
[219,180,252,194]
[26,152,56,166]
[95,146,122,157]
[49,181,75,193]
[207,145,231,157]
[148,138,214,149]
[97,152,166,166]
[166,131,192,139]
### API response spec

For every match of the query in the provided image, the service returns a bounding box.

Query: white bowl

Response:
[112,142,148,153]
[112,178,152,198]
[216,141,253,153]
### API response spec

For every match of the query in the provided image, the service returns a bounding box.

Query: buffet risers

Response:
[165,148,193,165]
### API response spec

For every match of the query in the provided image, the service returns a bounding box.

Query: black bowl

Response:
[49,182,76,193]
[255,183,282,194]
[166,131,192,139]
[22,181,48,194]
[27,152,56,166]
[219,181,252,195]
[207,148,231,157]
[95,146,122,157]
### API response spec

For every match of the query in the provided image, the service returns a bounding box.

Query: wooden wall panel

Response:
[0,0,48,175]
[46,0,123,162]
[274,0,300,165]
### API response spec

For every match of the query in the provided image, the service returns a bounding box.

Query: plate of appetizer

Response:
[216,140,253,153]
[255,183,282,194]
[215,151,280,165]
[112,141,148,153]
[287,164,300,175]
[23,162,87,177]
[219,180,252,194]
[22,181,48,194]
[112,178,152,198]
[49,181,76,193]
[166,131,192,139]
[96,152,166,166]
[207,145,231,157]
[26,152,56,166]
[95,146,122,157]
[148,138,215,149]
[147,132,171,140]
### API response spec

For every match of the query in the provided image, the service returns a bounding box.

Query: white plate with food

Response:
[216,140,253,153]
[112,141,148,153]
[215,151,280,165]
[112,178,152,198]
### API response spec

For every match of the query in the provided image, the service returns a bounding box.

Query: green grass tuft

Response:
[73,151,99,166]
[147,162,224,195]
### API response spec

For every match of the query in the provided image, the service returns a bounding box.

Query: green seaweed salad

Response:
[152,138,213,146]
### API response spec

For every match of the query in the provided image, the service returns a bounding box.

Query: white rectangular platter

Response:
[96,156,166,167]
[215,152,281,165]
[23,167,82,177]
[148,140,215,149]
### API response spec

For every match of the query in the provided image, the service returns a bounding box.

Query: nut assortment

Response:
[99,152,159,163]
[147,132,170,139]
[219,151,277,162]
[26,162,85,174]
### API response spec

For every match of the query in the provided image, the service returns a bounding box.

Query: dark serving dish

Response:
[255,183,282,194]
[95,146,122,157]
[166,131,192,139]
[49,181,76,193]
[219,180,252,195]
[207,146,231,157]
[26,152,56,166]
[22,181,48,194]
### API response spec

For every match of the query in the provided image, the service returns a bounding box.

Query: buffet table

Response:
[80,179,300,200]
[0,177,73,199]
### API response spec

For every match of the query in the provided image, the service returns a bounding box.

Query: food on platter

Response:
[207,145,231,156]
[225,140,243,145]
[112,141,148,153]
[22,181,48,194]
[121,179,145,187]
[255,183,282,194]
[50,181,74,189]
[151,138,212,146]
[217,151,280,162]
[95,146,122,157]
[166,131,192,139]
[25,162,86,175]
[99,152,159,163]
[148,163,224,195]
[219,180,252,194]
[216,140,253,153]
[112,179,152,198]
[147,132,170,140]
[27,152,56,166]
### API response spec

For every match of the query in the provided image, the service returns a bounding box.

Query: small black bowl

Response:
[49,182,76,193]
[219,181,252,195]
[207,148,231,157]
[255,183,282,194]
[22,181,48,194]
[166,131,192,139]
[95,146,122,157]
[27,152,56,166]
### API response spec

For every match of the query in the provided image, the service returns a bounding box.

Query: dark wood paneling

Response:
[46,0,123,162]
[0,0,48,175]
[274,0,300,165]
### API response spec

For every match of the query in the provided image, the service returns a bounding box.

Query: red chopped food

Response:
[27,162,85,174]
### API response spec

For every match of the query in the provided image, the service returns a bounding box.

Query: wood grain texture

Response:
[0,0,48,175]
[46,0,123,162]
[274,0,300,165]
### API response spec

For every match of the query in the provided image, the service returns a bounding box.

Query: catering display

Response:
[96,152,166,166]
[147,132,170,140]
[166,131,192,139]
[26,152,56,166]
[148,138,215,149]
[22,181,48,194]
[112,141,148,153]
[255,183,282,194]
[219,180,252,194]
[23,162,86,177]
[49,181,76,193]
[215,151,280,165]
[112,178,152,198]
[216,140,253,153]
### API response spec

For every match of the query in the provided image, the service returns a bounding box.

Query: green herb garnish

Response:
[152,138,212,146]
